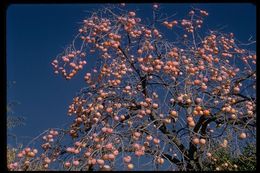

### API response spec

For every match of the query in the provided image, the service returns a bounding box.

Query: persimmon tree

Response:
[8,4,256,171]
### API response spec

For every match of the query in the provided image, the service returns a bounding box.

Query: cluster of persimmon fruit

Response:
[10,4,255,171]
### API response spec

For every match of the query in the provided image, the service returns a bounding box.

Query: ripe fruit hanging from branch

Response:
[9,3,256,171]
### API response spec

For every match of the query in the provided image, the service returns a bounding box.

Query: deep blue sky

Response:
[7,3,256,145]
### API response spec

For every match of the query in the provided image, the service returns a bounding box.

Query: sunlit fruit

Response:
[192,137,200,145]
[239,132,247,139]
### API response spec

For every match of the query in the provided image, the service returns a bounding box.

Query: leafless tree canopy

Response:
[8,4,256,171]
